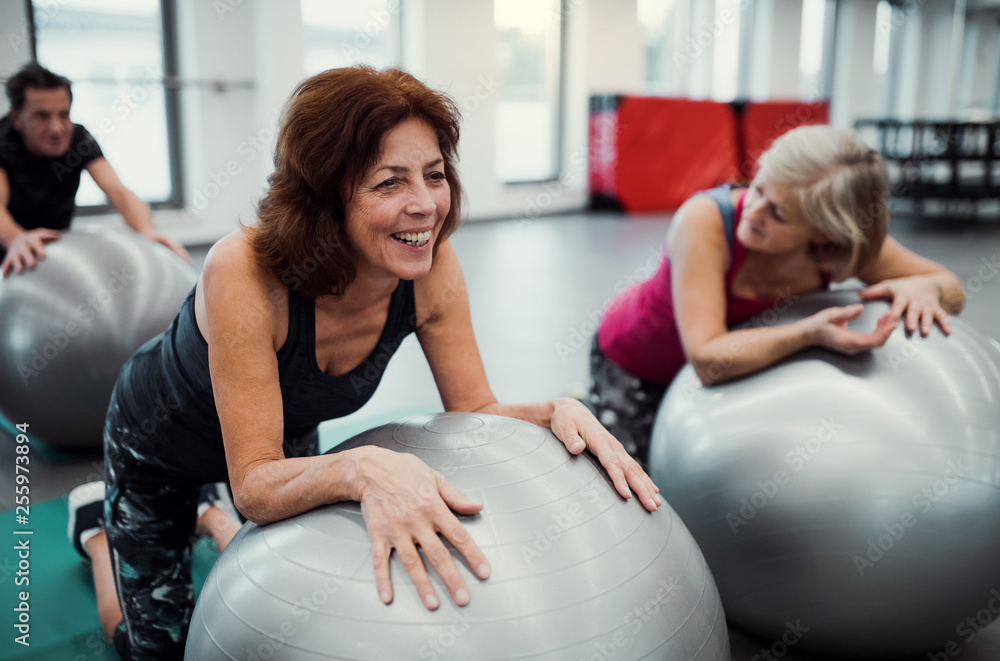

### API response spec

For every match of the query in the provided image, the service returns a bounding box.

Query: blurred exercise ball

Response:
[186,413,730,661]
[0,231,196,449]
[650,290,1000,657]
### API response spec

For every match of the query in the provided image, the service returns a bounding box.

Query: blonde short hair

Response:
[756,125,890,280]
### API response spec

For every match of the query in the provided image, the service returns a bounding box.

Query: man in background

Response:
[0,62,191,277]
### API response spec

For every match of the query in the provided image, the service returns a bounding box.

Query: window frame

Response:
[497,0,566,186]
[27,0,184,216]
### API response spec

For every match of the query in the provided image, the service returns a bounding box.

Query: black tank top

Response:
[110,279,416,474]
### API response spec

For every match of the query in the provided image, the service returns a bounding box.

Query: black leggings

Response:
[586,336,667,470]
[103,410,318,661]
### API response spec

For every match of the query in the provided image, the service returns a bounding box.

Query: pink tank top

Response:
[597,187,822,386]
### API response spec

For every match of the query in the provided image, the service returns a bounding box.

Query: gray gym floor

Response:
[2,208,999,658]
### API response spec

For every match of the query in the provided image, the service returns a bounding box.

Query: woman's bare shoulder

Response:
[667,193,729,255]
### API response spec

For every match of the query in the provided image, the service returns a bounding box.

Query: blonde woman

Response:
[589,125,965,467]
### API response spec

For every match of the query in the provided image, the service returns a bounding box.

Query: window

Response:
[301,0,401,75]
[639,0,689,95]
[711,0,743,101]
[872,1,893,78]
[799,0,827,96]
[494,0,563,183]
[32,0,179,210]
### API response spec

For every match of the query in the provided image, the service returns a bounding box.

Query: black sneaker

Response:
[67,481,105,560]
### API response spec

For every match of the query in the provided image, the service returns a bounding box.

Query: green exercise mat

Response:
[0,498,221,661]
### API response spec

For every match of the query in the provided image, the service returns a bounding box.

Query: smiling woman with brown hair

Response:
[67,65,660,661]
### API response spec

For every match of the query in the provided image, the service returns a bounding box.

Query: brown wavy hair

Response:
[245,66,463,298]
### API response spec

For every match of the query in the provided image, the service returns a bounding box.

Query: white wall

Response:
[167,0,265,244]
[0,0,34,116]
[587,0,644,95]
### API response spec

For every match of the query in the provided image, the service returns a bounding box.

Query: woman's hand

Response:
[549,398,662,512]
[859,276,951,336]
[353,447,491,610]
[800,304,898,354]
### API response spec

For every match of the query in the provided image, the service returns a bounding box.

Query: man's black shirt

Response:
[0,116,104,231]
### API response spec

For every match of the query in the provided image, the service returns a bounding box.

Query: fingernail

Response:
[455,588,470,605]
[571,441,584,452]
[380,591,391,604]
[655,495,662,505]
[478,563,491,578]
[424,593,440,609]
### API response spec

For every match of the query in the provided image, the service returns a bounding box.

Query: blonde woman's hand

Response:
[859,276,951,336]
[800,304,898,354]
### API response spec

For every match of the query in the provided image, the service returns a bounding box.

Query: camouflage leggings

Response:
[586,336,667,470]
[103,405,318,660]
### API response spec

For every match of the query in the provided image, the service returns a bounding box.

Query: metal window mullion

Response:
[161,0,183,209]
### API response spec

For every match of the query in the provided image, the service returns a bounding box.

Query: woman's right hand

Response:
[352,447,491,610]
[800,304,898,355]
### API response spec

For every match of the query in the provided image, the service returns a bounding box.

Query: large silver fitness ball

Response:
[0,231,195,449]
[650,290,1000,657]
[185,413,730,660]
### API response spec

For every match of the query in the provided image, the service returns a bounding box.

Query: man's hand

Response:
[2,228,62,277]
[144,230,193,265]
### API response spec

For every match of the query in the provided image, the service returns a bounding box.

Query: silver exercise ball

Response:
[650,290,1000,657]
[0,231,195,449]
[185,413,731,661]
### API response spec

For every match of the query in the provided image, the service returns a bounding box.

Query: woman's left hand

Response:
[859,275,951,337]
[549,398,661,512]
